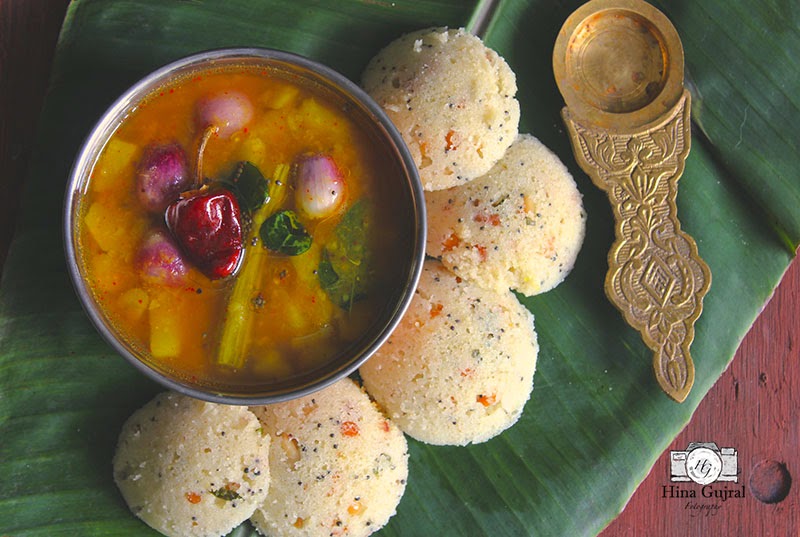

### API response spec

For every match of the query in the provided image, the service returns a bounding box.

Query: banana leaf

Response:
[1,0,798,536]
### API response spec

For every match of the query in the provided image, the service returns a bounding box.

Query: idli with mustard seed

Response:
[426,133,586,296]
[361,27,520,191]
[112,391,271,537]
[249,378,408,537]
[359,259,538,446]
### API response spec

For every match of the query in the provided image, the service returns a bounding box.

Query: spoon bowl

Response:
[554,0,684,130]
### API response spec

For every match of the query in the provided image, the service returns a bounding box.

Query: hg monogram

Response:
[670,442,738,485]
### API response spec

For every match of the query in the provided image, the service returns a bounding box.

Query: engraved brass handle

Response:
[563,91,710,402]
[553,0,711,401]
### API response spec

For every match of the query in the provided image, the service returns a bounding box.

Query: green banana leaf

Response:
[1,0,798,536]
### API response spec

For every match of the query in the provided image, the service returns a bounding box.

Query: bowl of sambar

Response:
[64,48,426,404]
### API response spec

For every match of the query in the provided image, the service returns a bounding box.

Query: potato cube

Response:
[84,201,125,252]
[262,84,299,109]
[92,138,139,193]
[118,288,150,321]
[149,300,180,358]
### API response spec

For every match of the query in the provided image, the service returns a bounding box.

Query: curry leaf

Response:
[317,249,340,289]
[210,487,243,502]
[259,210,312,256]
[224,161,270,214]
[318,199,372,310]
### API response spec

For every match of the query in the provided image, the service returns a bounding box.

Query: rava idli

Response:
[360,260,538,446]
[113,391,270,537]
[426,133,586,296]
[361,27,519,191]
[249,378,408,537]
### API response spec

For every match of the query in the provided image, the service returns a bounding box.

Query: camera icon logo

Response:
[670,442,738,485]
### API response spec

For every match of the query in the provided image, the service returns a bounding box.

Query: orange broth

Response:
[77,65,413,392]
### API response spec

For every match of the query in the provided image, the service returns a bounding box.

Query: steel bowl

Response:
[64,48,426,405]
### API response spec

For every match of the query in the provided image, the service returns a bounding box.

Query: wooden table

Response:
[2,1,797,535]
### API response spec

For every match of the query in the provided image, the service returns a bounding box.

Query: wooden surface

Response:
[1,1,797,535]
[601,260,799,535]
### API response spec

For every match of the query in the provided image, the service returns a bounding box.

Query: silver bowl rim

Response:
[63,47,426,405]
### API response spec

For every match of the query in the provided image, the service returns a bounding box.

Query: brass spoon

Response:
[553,0,711,402]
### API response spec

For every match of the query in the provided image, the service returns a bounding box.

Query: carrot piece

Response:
[477,393,497,407]
[341,421,359,437]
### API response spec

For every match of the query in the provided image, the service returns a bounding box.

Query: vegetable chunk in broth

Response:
[76,65,413,393]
